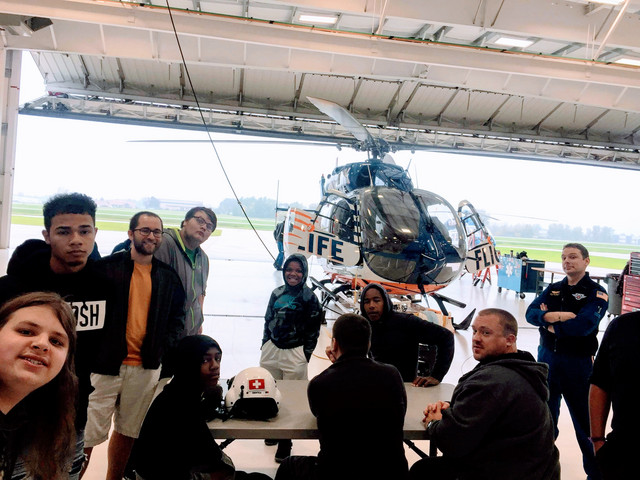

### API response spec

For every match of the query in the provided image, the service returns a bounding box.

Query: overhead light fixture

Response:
[299,13,338,25]
[615,57,640,66]
[494,37,534,48]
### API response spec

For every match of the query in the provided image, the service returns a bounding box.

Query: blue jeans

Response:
[538,346,600,480]
[11,430,85,479]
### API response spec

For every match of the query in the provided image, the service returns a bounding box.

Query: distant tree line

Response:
[217,197,310,218]
[488,221,619,242]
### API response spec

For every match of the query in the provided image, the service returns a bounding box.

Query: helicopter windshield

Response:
[360,188,465,285]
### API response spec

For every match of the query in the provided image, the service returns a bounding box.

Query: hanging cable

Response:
[164,0,275,261]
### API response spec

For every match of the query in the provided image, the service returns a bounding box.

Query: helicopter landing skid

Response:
[311,277,463,332]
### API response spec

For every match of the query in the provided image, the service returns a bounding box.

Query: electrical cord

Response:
[164,0,275,262]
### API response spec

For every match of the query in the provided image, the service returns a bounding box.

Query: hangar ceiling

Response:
[3,0,640,168]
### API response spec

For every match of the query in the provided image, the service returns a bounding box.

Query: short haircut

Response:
[43,193,97,231]
[333,313,371,357]
[182,206,217,231]
[478,308,518,338]
[563,243,589,259]
[129,211,163,231]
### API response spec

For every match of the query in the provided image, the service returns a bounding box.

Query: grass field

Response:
[11,203,636,269]
[494,236,634,269]
[11,203,277,234]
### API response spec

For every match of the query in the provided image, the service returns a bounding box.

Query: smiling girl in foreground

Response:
[0,292,78,479]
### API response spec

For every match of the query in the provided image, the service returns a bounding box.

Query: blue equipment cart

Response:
[497,255,545,299]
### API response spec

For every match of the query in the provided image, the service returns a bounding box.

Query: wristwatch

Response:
[426,420,438,430]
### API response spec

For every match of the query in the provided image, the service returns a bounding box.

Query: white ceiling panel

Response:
[6,0,640,166]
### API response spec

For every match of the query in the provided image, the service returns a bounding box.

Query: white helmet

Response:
[225,367,282,419]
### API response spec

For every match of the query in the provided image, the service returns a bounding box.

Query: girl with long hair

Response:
[0,291,78,479]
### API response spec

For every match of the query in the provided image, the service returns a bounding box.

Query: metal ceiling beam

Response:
[5,0,640,49]
[19,94,640,169]
[5,8,640,114]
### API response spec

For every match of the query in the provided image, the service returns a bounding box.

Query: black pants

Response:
[274,456,319,480]
[595,436,633,480]
[409,457,458,480]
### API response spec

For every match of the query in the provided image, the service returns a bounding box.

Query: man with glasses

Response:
[83,211,185,480]
[155,206,216,337]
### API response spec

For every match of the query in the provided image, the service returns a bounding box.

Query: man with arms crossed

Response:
[410,308,560,480]
[0,193,112,479]
[154,206,215,337]
[526,243,607,480]
[83,212,185,480]
[275,313,408,480]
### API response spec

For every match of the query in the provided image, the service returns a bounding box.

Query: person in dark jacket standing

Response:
[589,311,640,479]
[410,308,560,480]
[276,313,408,480]
[359,283,454,386]
[526,243,607,480]
[0,193,113,480]
[260,253,323,462]
[83,212,185,480]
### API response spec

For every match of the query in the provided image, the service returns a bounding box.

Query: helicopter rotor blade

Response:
[127,139,338,146]
[306,96,374,145]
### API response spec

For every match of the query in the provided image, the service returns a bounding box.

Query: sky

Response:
[14,52,640,236]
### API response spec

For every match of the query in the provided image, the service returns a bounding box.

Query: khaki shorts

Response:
[85,364,161,446]
[259,340,308,380]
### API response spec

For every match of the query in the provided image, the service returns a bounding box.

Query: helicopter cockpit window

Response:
[318,195,354,243]
[359,188,421,283]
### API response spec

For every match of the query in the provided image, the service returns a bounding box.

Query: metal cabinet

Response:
[497,255,545,299]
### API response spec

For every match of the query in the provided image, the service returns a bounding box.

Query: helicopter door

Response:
[284,198,360,266]
[458,200,499,275]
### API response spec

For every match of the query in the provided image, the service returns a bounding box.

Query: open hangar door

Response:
[2,0,640,245]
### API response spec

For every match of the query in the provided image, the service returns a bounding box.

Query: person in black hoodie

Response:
[410,308,560,480]
[131,335,271,480]
[0,193,114,479]
[260,254,323,462]
[359,283,454,386]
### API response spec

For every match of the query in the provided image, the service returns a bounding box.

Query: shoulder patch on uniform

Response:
[596,291,608,302]
[550,290,560,296]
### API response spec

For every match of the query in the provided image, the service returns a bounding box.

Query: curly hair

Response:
[0,292,78,479]
[43,193,97,231]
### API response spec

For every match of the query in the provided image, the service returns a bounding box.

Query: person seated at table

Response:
[0,291,78,479]
[360,283,454,386]
[275,313,408,480]
[131,335,271,480]
[409,308,560,480]
[260,254,323,462]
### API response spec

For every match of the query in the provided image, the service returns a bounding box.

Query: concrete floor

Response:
[1,224,616,479]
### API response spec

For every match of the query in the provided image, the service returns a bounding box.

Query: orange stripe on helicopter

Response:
[292,210,314,220]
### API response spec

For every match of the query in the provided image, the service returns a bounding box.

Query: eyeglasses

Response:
[134,228,163,237]
[192,215,215,232]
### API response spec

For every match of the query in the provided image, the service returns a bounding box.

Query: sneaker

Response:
[274,440,292,463]
[264,439,278,446]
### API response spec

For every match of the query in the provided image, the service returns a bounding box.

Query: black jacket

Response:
[0,239,114,430]
[93,250,185,375]
[308,354,408,480]
[428,351,560,480]
[526,272,608,356]
[360,283,454,382]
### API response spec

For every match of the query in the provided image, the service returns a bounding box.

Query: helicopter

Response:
[283,97,499,325]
